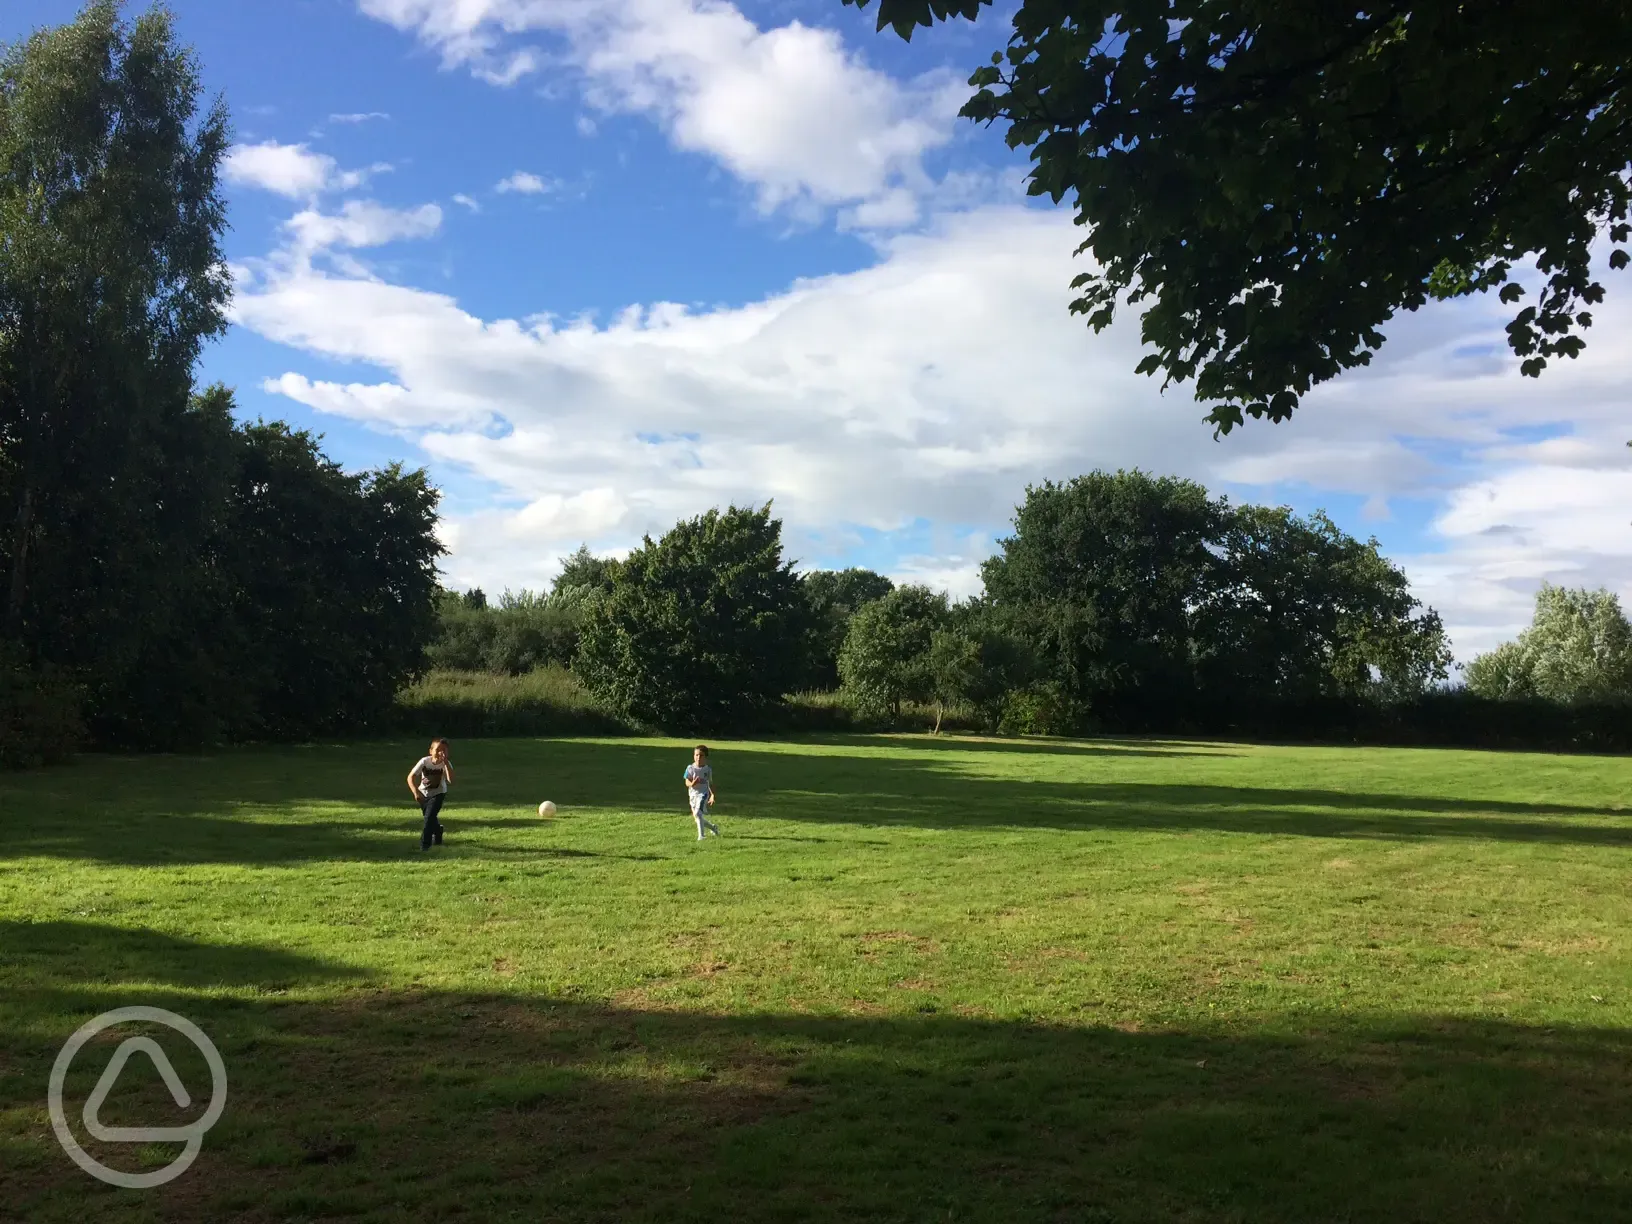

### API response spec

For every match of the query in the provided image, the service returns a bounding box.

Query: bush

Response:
[392,667,631,738]
[1155,688,1632,754]
[0,648,82,766]
[779,690,981,735]
[996,685,1080,737]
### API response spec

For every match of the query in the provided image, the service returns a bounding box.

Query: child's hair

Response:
[694,744,709,758]
[430,738,449,755]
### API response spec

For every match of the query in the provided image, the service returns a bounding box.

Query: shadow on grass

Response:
[769,732,1231,759]
[2,929,1626,1223]
[2,812,648,867]
[4,736,1628,868]
[749,780,1632,846]
[2,920,369,996]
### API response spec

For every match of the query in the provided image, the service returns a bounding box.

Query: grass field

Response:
[1,733,1629,1222]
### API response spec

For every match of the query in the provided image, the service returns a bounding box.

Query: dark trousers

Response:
[419,792,446,848]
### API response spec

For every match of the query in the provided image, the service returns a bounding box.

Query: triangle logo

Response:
[83,1036,196,1143]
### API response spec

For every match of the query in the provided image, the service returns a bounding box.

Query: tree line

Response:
[428,477,1632,748]
[425,473,1458,736]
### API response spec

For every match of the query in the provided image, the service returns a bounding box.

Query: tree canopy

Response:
[1464,584,1632,704]
[553,544,619,596]
[845,1,1632,432]
[577,504,808,730]
[982,470,1226,723]
[982,470,1449,727]
[427,586,586,675]
[801,566,896,691]
[1,0,229,644]
[837,584,947,718]
[1196,503,1452,701]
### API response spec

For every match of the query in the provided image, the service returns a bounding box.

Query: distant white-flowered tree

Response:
[1465,585,1632,703]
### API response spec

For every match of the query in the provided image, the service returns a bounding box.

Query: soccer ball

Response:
[538,800,557,818]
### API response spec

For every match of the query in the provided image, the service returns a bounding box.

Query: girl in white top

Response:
[407,738,453,850]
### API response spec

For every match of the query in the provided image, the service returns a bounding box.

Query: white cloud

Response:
[495,171,553,195]
[233,200,1632,659]
[223,140,391,198]
[357,0,964,226]
[282,200,444,254]
[1403,466,1632,660]
[452,192,482,212]
[890,555,988,601]
[336,164,395,192]
[224,141,337,198]
[330,111,391,123]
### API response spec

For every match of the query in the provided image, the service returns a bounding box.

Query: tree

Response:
[1,1,231,642]
[426,590,494,672]
[1195,504,1451,701]
[925,629,978,733]
[981,470,1227,726]
[427,588,585,674]
[577,505,808,730]
[979,472,1448,729]
[553,544,618,595]
[837,584,947,719]
[1465,584,1632,703]
[845,1,1632,432]
[1,1,231,742]
[1462,639,1530,701]
[800,567,895,691]
[214,418,444,739]
[926,608,1037,732]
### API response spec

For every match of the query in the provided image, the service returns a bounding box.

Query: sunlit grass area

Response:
[2,734,1629,1222]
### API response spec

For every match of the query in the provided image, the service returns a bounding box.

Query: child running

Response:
[407,738,454,851]
[683,744,719,840]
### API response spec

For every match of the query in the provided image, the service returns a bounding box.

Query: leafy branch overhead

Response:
[843,0,1632,432]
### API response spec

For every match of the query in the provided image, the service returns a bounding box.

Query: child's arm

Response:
[443,761,454,786]
[406,764,421,798]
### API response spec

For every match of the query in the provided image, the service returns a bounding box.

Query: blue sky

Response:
[7,0,1630,661]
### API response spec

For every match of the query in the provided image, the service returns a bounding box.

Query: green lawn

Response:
[1,733,1629,1222]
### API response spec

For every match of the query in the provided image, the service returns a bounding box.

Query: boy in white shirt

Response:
[683,744,719,840]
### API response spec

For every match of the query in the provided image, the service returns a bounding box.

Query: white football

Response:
[538,800,557,818]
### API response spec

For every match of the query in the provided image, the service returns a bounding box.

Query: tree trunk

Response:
[933,702,943,734]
